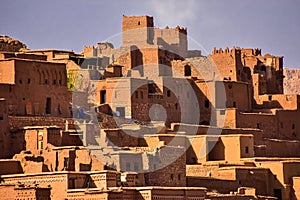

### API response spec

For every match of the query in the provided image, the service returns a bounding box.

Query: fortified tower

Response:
[122,15,154,46]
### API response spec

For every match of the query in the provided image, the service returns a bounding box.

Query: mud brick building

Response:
[0,15,300,200]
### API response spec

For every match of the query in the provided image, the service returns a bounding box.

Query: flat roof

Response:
[1,170,118,178]
[23,49,75,53]
[0,57,66,65]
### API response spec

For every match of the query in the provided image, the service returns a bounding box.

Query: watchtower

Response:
[122,15,154,46]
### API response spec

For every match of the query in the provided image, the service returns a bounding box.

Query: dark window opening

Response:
[0,116,3,120]
[68,179,75,189]
[64,157,69,170]
[53,80,56,85]
[116,107,125,117]
[19,79,22,84]
[292,124,295,129]
[170,174,174,181]
[59,80,62,85]
[220,109,226,115]
[178,174,181,181]
[45,79,48,84]
[273,189,282,200]
[135,91,138,99]
[184,65,191,76]
[138,21,140,25]
[257,123,260,129]
[245,146,249,154]
[46,97,51,114]
[233,101,236,108]
[167,90,171,97]
[27,79,31,84]
[205,100,209,108]
[175,103,178,110]
[100,90,106,104]
[268,95,272,101]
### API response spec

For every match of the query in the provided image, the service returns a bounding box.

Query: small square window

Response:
[233,101,236,108]
[167,90,171,97]
[205,100,209,108]
[268,95,272,101]
[220,109,226,115]
[245,146,249,154]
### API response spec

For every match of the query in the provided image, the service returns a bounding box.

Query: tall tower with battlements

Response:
[122,15,154,46]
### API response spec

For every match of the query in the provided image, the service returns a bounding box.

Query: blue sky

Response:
[1,0,299,67]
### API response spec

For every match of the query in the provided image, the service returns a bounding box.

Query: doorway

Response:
[46,98,51,114]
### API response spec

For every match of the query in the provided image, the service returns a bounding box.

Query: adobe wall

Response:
[0,60,15,84]
[0,184,51,199]
[210,48,243,82]
[8,116,75,131]
[1,173,75,199]
[186,164,220,177]
[237,112,278,138]
[292,177,300,200]
[187,176,239,194]
[186,135,253,164]
[217,167,272,196]
[256,161,300,200]
[122,15,154,46]
[145,148,186,187]
[284,68,300,95]
[255,94,299,110]
[0,100,10,158]
[153,26,188,57]
[102,129,139,147]
[0,160,23,175]
[0,59,70,117]
[237,109,300,140]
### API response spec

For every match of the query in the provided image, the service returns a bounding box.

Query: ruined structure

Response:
[0,35,27,52]
[284,68,300,95]
[0,15,300,200]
